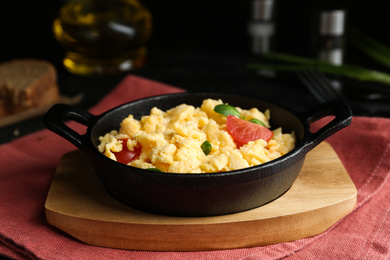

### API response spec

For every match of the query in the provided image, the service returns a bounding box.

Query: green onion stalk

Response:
[347,27,390,68]
[247,52,390,86]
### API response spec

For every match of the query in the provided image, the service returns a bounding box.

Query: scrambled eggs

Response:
[97,99,296,173]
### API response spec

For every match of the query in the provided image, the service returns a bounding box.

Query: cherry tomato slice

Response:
[113,138,141,165]
[226,115,274,146]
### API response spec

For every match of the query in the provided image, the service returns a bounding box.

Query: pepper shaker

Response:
[316,9,346,65]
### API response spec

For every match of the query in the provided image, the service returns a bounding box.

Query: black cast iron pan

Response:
[43,93,352,217]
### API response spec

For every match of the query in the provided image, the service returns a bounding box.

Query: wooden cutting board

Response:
[45,142,357,251]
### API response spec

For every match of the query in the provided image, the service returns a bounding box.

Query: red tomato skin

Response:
[226,115,274,146]
[113,138,141,165]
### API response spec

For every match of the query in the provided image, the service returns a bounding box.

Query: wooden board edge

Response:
[45,191,357,251]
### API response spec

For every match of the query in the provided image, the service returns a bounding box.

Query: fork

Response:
[297,69,390,117]
[298,69,344,103]
[298,69,390,103]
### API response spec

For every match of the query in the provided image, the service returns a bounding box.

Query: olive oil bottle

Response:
[53,0,152,76]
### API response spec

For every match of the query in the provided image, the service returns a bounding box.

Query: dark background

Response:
[0,0,388,142]
[2,1,387,61]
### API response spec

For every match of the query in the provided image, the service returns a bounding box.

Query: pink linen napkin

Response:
[0,75,389,260]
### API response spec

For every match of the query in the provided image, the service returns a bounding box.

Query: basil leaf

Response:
[214,104,241,118]
[249,118,266,127]
[146,168,162,172]
[201,141,212,156]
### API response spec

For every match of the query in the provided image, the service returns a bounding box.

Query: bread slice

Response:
[0,59,57,107]
[0,83,59,115]
[0,100,8,118]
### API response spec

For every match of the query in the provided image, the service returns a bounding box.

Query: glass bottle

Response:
[53,0,152,76]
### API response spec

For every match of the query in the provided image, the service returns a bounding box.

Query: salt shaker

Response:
[248,0,276,55]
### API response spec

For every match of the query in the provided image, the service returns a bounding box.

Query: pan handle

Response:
[43,104,97,152]
[301,100,352,152]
